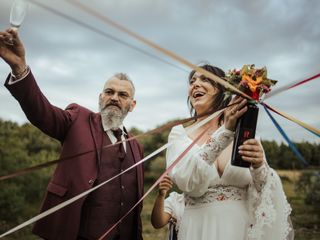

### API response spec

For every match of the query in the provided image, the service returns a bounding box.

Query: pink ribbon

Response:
[98,125,210,240]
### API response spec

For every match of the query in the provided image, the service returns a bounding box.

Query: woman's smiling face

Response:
[188,72,220,115]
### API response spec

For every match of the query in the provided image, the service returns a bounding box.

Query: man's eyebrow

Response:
[104,88,130,95]
[104,88,114,92]
[119,90,130,94]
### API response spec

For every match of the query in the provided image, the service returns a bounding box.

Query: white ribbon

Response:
[0,109,223,238]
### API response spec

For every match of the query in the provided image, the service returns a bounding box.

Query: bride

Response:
[166,64,294,240]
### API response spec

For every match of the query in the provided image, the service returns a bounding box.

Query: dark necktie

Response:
[112,128,126,160]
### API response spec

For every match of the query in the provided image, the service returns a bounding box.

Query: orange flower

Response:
[224,64,277,99]
[241,73,263,92]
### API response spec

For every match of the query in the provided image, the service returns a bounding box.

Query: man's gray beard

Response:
[100,107,128,130]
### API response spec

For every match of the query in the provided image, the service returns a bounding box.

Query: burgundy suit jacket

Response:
[5,72,144,240]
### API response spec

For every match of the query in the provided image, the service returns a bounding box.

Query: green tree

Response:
[0,119,59,238]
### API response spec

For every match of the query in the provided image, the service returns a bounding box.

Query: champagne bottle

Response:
[231,102,259,168]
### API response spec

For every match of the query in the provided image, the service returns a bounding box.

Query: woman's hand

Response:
[224,96,248,131]
[158,175,173,197]
[0,28,26,75]
[238,139,264,168]
[152,175,174,229]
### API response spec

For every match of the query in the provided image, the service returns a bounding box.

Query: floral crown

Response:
[223,64,277,101]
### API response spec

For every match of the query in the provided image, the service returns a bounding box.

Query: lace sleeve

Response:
[250,163,269,192]
[199,125,234,164]
[247,169,293,240]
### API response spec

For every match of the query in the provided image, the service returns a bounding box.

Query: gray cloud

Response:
[0,0,319,143]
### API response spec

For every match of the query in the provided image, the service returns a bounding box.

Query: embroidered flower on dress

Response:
[199,126,234,165]
[185,185,247,206]
[247,169,293,240]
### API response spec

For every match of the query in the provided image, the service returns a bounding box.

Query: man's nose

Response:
[110,93,120,101]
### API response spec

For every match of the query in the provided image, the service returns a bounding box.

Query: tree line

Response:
[0,119,319,238]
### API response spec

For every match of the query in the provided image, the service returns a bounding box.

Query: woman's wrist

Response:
[251,161,264,169]
[158,190,167,198]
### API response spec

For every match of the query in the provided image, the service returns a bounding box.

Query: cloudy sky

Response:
[0,0,319,143]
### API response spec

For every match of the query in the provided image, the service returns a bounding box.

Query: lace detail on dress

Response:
[250,163,269,192]
[185,185,246,207]
[247,169,293,240]
[199,125,234,164]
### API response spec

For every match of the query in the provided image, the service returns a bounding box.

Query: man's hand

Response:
[0,28,27,75]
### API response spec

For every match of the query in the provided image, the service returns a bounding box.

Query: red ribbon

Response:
[264,72,320,100]
[288,73,320,89]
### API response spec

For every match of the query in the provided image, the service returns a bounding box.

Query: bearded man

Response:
[0,29,144,240]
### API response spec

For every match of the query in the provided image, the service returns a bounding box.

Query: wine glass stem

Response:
[10,25,19,31]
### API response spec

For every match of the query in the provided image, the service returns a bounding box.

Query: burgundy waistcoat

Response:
[79,133,138,240]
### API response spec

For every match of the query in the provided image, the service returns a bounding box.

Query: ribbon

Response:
[0,144,166,238]
[263,105,309,166]
[2,0,317,236]
[98,125,210,239]
[65,0,319,141]
[66,0,253,100]
[1,0,313,181]
[0,109,222,238]
[29,0,188,73]
[0,102,233,181]
[262,103,320,138]
[264,72,320,100]
[289,73,320,89]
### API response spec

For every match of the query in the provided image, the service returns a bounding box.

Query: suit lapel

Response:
[89,113,104,168]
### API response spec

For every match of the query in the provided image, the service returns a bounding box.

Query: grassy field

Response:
[142,191,167,240]
[277,170,320,240]
[142,169,320,240]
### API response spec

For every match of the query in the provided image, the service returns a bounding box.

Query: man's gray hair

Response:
[113,73,135,97]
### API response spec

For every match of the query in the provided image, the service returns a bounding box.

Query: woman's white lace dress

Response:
[166,125,294,240]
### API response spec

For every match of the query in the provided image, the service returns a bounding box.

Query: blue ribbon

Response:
[263,105,309,167]
[302,126,320,138]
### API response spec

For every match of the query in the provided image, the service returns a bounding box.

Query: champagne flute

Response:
[6,0,29,45]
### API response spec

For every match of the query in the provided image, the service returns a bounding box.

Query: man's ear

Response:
[129,100,136,112]
[98,93,103,104]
